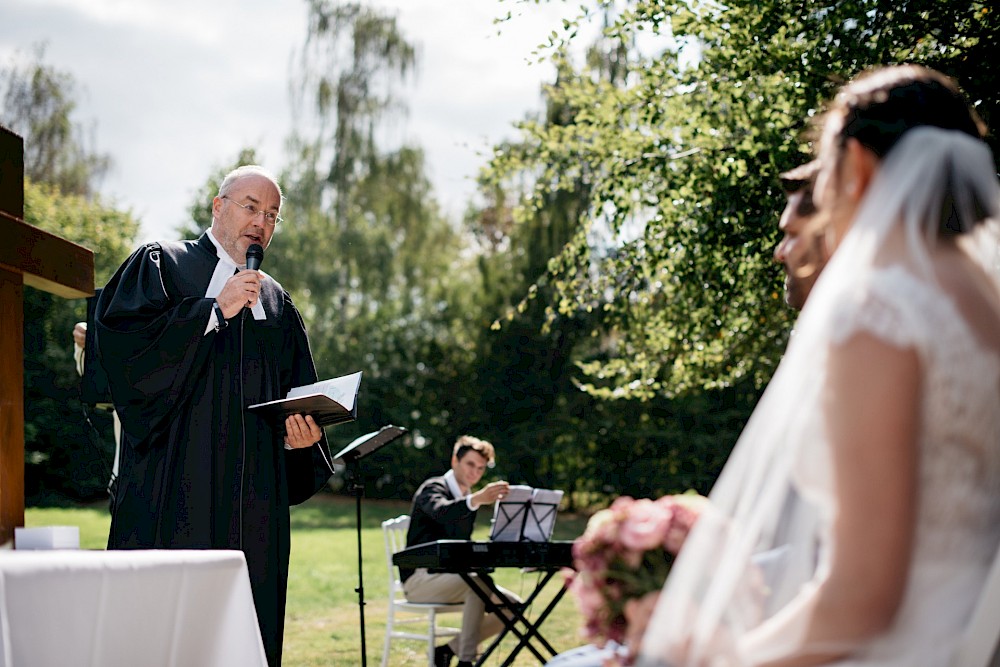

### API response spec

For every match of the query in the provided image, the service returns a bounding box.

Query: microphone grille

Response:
[246,243,264,270]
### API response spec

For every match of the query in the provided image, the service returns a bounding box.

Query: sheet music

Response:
[490,486,564,542]
[490,485,533,542]
[524,489,564,542]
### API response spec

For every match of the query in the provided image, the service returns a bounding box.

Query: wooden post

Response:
[0,126,94,545]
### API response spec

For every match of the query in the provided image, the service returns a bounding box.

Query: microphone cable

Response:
[238,307,248,552]
[237,246,262,551]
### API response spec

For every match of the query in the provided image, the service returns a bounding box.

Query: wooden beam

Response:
[0,212,95,299]
[0,266,25,543]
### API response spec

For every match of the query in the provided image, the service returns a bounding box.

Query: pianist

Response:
[401,435,522,667]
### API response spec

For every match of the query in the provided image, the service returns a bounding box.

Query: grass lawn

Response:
[26,494,589,666]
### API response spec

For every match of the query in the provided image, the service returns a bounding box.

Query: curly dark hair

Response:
[453,435,495,464]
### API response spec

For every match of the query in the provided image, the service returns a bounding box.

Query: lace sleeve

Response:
[829,267,928,352]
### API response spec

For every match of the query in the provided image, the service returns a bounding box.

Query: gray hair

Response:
[217,165,283,203]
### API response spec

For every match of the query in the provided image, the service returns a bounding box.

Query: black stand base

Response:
[351,468,367,667]
[332,426,408,667]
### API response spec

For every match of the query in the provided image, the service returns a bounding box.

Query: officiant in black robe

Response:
[95,165,334,666]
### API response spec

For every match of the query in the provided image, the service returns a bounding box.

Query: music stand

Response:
[333,425,408,667]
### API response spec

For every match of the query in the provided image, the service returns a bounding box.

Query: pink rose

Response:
[659,494,707,554]
[570,575,605,619]
[585,508,621,547]
[619,498,673,553]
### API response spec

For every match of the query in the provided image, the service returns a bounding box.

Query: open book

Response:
[489,485,564,543]
[247,370,362,429]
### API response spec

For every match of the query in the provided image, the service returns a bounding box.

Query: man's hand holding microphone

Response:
[217,243,265,318]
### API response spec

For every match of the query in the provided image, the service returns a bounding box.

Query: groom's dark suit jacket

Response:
[400,474,478,582]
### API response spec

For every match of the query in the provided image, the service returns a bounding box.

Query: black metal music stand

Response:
[332,425,408,667]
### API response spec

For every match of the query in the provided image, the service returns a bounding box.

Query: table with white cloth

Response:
[0,549,267,667]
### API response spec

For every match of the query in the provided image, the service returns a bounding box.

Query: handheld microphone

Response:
[246,243,264,271]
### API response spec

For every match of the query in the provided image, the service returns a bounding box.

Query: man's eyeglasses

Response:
[221,196,282,226]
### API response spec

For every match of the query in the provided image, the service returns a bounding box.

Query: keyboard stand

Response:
[457,567,569,666]
[393,540,576,665]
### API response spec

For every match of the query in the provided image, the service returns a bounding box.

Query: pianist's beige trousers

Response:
[403,569,522,662]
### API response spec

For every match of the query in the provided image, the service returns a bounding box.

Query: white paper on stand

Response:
[489,485,534,542]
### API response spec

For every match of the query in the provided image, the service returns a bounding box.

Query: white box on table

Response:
[14,526,80,550]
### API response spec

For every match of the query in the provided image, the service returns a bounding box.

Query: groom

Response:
[773,160,824,310]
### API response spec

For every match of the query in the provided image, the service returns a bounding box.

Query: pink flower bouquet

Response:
[567,493,707,648]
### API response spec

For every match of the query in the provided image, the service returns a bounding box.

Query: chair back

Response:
[379,513,461,667]
[382,515,411,598]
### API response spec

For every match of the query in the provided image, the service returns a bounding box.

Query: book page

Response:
[523,488,564,542]
[489,485,534,542]
[286,370,362,409]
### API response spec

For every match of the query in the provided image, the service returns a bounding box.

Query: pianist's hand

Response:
[471,480,510,509]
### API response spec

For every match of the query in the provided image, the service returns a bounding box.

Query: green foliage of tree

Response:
[487,0,998,402]
[466,0,998,500]
[457,13,748,503]
[22,181,140,504]
[457,57,604,497]
[244,1,485,494]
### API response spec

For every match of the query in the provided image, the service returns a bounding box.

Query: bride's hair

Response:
[820,65,991,236]
[831,65,985,154]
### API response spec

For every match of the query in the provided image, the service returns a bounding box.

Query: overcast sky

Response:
[1,0,583,243]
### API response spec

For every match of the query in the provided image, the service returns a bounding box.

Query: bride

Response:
[637,65,1000,666]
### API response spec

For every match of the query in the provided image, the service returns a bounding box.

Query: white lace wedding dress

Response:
[808,265,1000,665]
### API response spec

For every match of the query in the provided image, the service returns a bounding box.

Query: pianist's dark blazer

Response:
[400,474,478,582]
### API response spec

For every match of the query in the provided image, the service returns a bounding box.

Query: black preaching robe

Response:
[95,233,334,666]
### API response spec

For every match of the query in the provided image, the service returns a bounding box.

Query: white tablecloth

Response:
[0,549,267,667]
